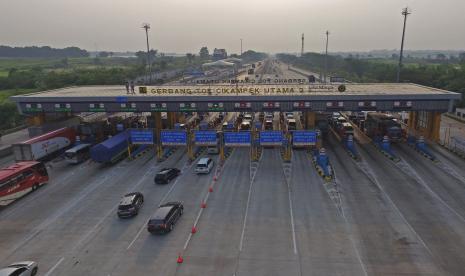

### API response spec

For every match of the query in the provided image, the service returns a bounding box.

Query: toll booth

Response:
[408,111,442,142]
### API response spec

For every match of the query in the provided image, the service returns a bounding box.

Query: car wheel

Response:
[180,208,183,216]
[32,183,39,191]
[31,267,38,276]
[169,223,174,232]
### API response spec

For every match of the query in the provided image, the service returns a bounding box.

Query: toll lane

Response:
[291,150,367,275]
[107,153,220,276]
[49,148,188,276]
[357,139,465,275]
[175,148,250,275]
[236,149,299,276]
[0,151,161,272]
[394,143,465,220]
[430,143,465,180]
[325,135,444,275]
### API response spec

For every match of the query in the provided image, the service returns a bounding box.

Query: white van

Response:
[195,157,214,174]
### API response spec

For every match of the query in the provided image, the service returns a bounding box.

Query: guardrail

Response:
[449,136,465,157]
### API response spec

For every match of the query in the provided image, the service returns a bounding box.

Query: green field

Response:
[0,57,139,74]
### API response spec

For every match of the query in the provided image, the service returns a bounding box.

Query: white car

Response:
[195,157,214,174]
[0,261,38,276]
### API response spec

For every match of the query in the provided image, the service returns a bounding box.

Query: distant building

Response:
[212,48,227,60]
[455,107,465,120]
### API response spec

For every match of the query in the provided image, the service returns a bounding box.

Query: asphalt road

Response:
[2,63,465,275]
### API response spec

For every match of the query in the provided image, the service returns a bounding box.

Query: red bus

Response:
[0,161,49,206]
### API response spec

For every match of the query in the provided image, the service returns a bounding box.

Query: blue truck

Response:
[90,131,130,164]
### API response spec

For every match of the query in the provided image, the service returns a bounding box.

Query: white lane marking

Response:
[42,159,158,274]
[397,159,465,224]
[239,158,260,251]
[126,161,193,250]
[43,257,64,276]
[332,166,368,276]
[282,162,298,255]
[181,154,228,252]
[357,159,437,262]
[0,161,90,219]
[4,168,117,258]
[72,160,156,250]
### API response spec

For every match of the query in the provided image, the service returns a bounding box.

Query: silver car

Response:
[0,261,38,276]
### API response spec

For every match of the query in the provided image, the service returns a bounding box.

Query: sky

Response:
[0,0,464,54]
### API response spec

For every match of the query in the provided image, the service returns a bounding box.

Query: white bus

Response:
[64,143,92,164]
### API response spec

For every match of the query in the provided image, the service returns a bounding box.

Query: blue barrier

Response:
[415,136,436,160]
[313,148,331,178]
[374,135,399,161]
[344,135,358,159]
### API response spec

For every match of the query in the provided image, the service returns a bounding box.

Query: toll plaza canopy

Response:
[11,83,461,114]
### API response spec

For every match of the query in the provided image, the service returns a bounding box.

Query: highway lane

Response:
[325,135,443,275]
[175,148,250,275]
[103,152,220,276]
[47,148,191,276]
[291,150,367,275]
[394,143,465,220]
[0,149,167,272]
[430,143,465,180]
[356,138,465,275]
[235,149,299,276]
[0,156,110,258]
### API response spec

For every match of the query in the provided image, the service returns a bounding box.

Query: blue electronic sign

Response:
[130,130,154,145]
[292,130,317,146]
[259,131,284,146]
[116,96,128,103]
[194,130,217,146]
[161,130,187,146]
[224,132,251,147]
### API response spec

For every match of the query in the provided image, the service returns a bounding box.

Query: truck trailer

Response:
[90,131,130,164]
[13,127,76,161]
[365,113,402,142]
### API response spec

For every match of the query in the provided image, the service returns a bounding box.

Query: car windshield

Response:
[149,219,164,225]
[118,204,132,210]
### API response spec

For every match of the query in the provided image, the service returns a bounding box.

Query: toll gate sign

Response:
[194,131,217,146]
[260,131,284,146]
[292,130,317,146]
[224,132,251,147]
[130,130,154,145]
[161,130,187,146]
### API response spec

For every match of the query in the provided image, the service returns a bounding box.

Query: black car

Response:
[117,192,144,218]
[154,168,180,184]
[147,202,184,234]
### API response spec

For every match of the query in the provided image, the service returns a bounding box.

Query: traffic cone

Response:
[201,202,207,208]
[191,226,197,234]
[209,186,213,193]
[177,254,183,264]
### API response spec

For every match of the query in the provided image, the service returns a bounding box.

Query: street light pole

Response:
[325,30,330,83]
[142,23,152,84]
[397,7,411,83]
[240,38,243,56]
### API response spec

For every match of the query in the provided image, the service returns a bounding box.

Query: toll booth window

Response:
[418,111,428,129]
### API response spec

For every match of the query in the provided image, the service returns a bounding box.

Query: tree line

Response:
[277,53,465,107]
[0,46,89,58]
